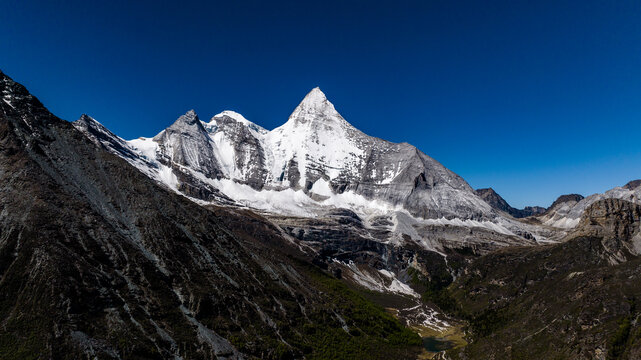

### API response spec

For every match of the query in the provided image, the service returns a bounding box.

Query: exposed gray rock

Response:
[536,182,641,229]
[573,198,641,264]
[153,110,224,179]
[547,193,586,213]
[204,111,268,189]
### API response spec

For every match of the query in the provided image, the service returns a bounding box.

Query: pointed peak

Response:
[72,114,122,142]
[273,86,361,132]
[154,109,209,141]
[299,87,329,108]
[78,113,95,122]
[73,114,111,132]
[183,109,198,120]
[284,86,341,124]
[172,109,201,127]
[74,114,100,129]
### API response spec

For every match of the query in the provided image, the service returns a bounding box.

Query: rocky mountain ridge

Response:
[536,181,641,229]
[475,187,546,218]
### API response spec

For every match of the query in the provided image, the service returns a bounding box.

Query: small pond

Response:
[422,336,455,352]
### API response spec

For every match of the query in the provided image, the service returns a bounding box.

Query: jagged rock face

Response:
[73,114,144,163]
[263,88,370,191]
[204,111,269,189]
[73,114,232,204]
[476,188,514,214]
[264,89,493,220]
[574,198,641,264]
[0,70,422,359]
[579,199,641,239]
[476,188,545,218]
[153,110,224,179]
[624,179,641,190]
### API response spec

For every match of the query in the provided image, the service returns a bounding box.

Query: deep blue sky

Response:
[2,0,640,208]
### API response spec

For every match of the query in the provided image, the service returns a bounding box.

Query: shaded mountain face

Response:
[475,188,545,218]
[624,180,641,190]
[0,70,424,359]
[153,110,225,179]
[445,198,641,359]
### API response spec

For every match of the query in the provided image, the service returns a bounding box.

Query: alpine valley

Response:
[2,69,641,359]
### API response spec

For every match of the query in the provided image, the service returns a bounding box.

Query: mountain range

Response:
[76,88,496,220]
[3,68,641,359]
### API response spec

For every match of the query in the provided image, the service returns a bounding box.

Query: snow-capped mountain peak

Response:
[264,87,366,190]
[211,110,251,125]
[74,88,508,226]
[208,110,268,136]
[284,87,349,128]
[297,87,330,110]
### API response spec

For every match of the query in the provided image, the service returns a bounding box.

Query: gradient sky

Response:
[1,0,640,208]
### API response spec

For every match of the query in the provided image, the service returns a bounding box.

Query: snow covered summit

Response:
[74,88,505,225]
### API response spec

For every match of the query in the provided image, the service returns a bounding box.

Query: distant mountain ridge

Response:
[537,181,641,228]
[475,187,545,218]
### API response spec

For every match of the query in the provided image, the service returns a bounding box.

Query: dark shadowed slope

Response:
[0,70,421,359]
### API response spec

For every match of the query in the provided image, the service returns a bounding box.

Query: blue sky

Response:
[1,0,640,208]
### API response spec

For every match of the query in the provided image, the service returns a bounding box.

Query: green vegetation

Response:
[0,315,48,360]
[407,267,458,313]
[295,262,423,359]
[216,260,423,359]
[466,308,506,338]
[607,298,637,360]
[408,266,506,339]
[607,317,631,360]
